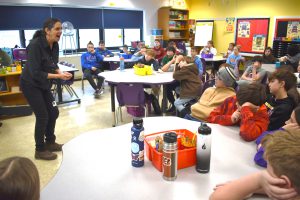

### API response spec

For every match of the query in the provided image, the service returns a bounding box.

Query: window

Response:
[79,29,100,49]
[0,31,21,48]
[59,30,78,51]
[24,30,38,46]
[104,29,123,47]
[124,29,140,46]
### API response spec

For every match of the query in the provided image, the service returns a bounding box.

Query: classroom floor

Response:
[0,80,144,188]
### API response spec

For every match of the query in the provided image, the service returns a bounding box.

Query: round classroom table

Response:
[41,117,268,200]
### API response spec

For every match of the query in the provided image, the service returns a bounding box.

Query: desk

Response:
[41,117,267,200]
[99,69,174,126]
[55,64,81,105]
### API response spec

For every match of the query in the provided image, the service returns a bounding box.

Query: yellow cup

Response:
[6,66,12,72]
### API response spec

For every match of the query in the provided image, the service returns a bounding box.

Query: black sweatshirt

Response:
[265,96,295,131]
[21,34,59,90]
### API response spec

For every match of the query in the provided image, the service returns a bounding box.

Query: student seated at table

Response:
[173,55,202,115]
[199,40,217,56]
[210,129,300,200]
[226,45,242,67]
[135,49,159,71]
[119,45,132,59]
[153,39,165,63]
[279,44,300,72]
[133,41,145,53]
[254,105,300,168]
[168,41,182,55]
[262,47,276,64]
[81,41,105,98]
[223,42,235,58]
[207,83,269,141]
[161,46,176,72]
[185,66,237,122]
[265,69,299,131]
[131,46,147,62]
[237,56,267,86]
[191,47,203,76]
[0,156,40,200]
[96,40,114,57]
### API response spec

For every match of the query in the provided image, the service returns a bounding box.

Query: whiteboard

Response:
[194,20,214,46]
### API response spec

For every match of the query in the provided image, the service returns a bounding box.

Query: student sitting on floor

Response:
[185,66,237,122]
[161,46,176,72]
[81,41,105,98]
[265,69,299,131]
[153,39,165,63]
[173,55,202,115]
[0,156,40,200]
[96,40,114,57]
[210,129,300,200]
[207,83,269,141]
[255,105,300,168]
[237,56,267,86]
[199,40,217,56]
[226,45,242,67]
[262,47,276,64]
[191,47,203,76]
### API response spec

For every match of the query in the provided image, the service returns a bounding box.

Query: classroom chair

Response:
[200,58,210,82]
[116,83,148,124]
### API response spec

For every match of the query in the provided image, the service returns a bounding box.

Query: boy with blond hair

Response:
[210,129,300,200]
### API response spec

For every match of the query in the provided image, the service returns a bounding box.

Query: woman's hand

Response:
[231,110,241,123]
[58,72,72,80]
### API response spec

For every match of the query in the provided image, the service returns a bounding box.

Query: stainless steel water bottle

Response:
[131,118,144,167]
[196,123,212,173]
[162,132,177,181]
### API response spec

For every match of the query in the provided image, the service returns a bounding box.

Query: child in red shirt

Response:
[207,83,269,141]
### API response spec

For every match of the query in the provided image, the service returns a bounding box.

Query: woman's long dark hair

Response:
[32,18,61,39]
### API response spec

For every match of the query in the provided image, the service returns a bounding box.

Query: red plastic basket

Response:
[144,129,196,172]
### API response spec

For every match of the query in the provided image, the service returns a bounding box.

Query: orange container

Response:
[144,129,196,172]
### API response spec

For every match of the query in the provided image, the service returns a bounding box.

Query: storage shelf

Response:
[169,37,188,40]
[0,71,21,77]
[0,91,22,97]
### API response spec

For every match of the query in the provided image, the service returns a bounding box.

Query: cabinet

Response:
[272,40,300,58]
[158,7,189,41]
[0,71,28,106]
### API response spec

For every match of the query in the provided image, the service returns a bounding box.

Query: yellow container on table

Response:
[134,65,153,76]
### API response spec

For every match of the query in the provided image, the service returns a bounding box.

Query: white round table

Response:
[41,117,268,200]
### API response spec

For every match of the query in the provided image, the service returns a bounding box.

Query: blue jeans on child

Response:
[174,98,194,112]
[184,114,202,122]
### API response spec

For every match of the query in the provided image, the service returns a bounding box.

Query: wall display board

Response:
[274,18,300,40]
[235,18,270,53]
[194,20,214,46]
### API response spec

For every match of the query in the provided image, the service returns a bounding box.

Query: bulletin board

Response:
[274,18,300,40]
[235,18,270,54]
[194,20,214,46]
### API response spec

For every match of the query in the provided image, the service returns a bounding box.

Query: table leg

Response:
[57,79,63,103]
[162,84,167,116]
[110,84,116,127]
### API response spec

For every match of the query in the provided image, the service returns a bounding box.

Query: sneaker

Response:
[94,90,101,98]
[35,150,57,160]
[45,142,63,152]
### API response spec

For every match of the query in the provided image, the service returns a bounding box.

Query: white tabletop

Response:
[240,52,262,57]
[103,56,134,63]
[58,63,79,72]
[99,68,174,85]
[262,64,275,73]
[202,56,226,62]
[41,117,267,200]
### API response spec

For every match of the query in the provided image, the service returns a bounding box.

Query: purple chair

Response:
[116,83,148,123]
[13,48,27,61]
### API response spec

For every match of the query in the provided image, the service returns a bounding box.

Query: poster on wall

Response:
[287,21,300,39]
[252,34,266,52]
[194,21,214,46]
[225,17,235,33]
[235,18,270,54]
[238,21,250,38]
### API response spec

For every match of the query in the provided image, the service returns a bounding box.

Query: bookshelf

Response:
[158,7,189,41]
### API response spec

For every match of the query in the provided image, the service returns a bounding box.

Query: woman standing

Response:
[20,18,72,160]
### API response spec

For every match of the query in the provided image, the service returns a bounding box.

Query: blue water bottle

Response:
[131,118,144,167]
[120,56,125,71]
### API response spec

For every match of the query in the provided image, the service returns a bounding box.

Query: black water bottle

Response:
[196,123,212,173]
[131,118,144,167]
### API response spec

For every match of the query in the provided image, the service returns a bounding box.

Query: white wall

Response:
[0,0,171,44]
